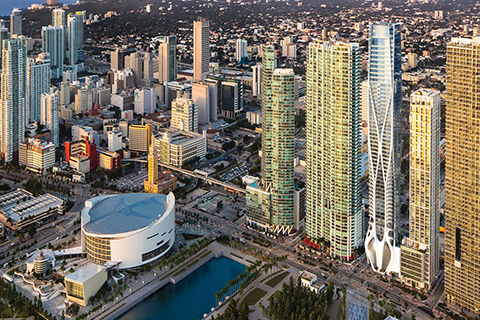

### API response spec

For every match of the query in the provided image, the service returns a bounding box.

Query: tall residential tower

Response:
[444,37,480,316]
[246,46,296,234]
[1,36,27,162]
[400,89,440,290]
[305,41,363,260]
[364,22,402,274]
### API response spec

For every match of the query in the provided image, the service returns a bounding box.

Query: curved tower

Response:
[365,22,402,274]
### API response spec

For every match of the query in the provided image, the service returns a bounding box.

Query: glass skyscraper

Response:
[246,45,295,234]
[305,41,363,260]
[364,22,402,274]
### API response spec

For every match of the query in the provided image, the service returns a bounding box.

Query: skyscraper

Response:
[67,15,78,66]
[193,18,209,81]
[0,26,9,67]
[305,41,363,260]
[1,36,27,162]
[42,25,65,78]
[27,54,51,123]
[364,22,402,274]
[125,52,143,87]
[40,92,59,147]
[156,35,177,83]
[400,89,440,290]
[143,51,154,87]
[10,9,22,36]
[236,39,248,63]
[444,37,480,315]
[246,45,295,234]
[252,63,262,97]
[52,8,66,29]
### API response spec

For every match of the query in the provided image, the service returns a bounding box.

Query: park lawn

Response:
[243,288,268,306]
[266,272,289,288]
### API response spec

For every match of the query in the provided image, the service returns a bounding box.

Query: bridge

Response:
[122,158,246,194]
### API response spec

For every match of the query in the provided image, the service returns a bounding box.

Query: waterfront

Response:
[116,256,246,320]
[0,0,77,16]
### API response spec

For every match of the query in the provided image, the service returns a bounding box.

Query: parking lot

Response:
[114,169,148,192]
[220,162,249,182]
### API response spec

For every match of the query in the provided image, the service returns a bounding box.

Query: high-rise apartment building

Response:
[364,22,402,274]
[42,25,65,78]
[305,41,363,260]
[193,18,209,81]
[252,63,262,97]
[171,98,198,133]
[10,9,22,36]
[246,45,295,234]
[67,15,78,66]
[40,92,60,148]
[27,55,51,123]
[0,27,9,67]
[236,39,248,62]
[156,35,177,83]
[444,37,480,315]
[110,48,124,71]
[1,36,27,162]
[52,8,67,59]
[400,89,440,290]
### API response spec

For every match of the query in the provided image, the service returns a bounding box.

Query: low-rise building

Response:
[19,139,56,174]
[0,189,64,231]
[98,150,121,170]
[65,137,97,172]
[65,264,108,307]
[26,249,56,275]
[299,270,325,294]
[155,128,206,167]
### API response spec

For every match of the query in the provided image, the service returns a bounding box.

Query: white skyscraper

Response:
[67,15,78,66]
[193,18,210,81]
[42,25,65,78]
[10,9,22,36]
[40,92,59,147]
[252,63,262,97]
[192,81,218,127]
[1,36,27,162]
[236,39,248,63]
[27,55,51,123]
[365,22,402,274]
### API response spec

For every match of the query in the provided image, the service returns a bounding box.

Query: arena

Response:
[81,193,175,269]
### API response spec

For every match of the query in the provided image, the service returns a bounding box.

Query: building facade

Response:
[154,128,206,167]
[400,89,440,290]
[364,22,402,274]
[27,56,51,123]
[444,37,480,315]
[171,98,198,133]
[1,36,27,162]
[40,92,60,147]
[42,25,64,79]
[193,18,210,81]
[305,41,363,260]
[19,138,56,174]
[246,45,295,234]
[129,124,151,153]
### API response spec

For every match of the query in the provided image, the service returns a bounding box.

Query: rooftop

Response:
[83,194,168,235]
[65,263,106,284]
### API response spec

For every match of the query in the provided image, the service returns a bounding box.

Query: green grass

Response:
[243,288,267,306]
[266,272,289,288]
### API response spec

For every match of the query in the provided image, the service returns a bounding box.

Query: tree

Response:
[28,226,36,238]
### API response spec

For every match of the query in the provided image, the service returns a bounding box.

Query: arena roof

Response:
[83,194,168,235]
